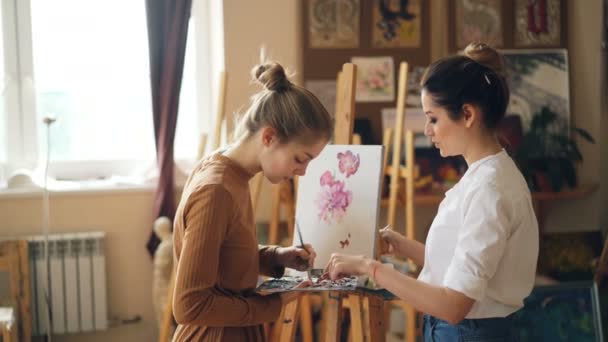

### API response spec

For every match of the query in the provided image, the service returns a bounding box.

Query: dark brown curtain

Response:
[145,0,193,256]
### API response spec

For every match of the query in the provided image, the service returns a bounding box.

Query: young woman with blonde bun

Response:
[172,61,333,342]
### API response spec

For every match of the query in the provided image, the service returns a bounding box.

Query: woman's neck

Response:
[222,137,262,175]
[462,133,503,166]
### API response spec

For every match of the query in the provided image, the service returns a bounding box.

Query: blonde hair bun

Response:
[464,42,504,76]
[252,62,291,92]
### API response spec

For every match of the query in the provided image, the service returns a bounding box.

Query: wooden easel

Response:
[327,62,389,342]
[273,62,388,342]
[159,70,229,342]
[268,64,361,342]
[382,62,422,342]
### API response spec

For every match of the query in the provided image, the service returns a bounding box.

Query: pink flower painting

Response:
[316,171,352,224]
[338,151,360,178]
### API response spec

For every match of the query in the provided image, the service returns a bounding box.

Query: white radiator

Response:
[26,232,108,336]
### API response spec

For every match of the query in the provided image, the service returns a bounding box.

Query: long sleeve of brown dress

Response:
[172,153,284,342]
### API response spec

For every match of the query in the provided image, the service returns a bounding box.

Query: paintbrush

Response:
[295,220,313,282]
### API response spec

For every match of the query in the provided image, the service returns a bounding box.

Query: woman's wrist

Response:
[364,259,381,279]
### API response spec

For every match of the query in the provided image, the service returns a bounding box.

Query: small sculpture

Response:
[152,216,173,328]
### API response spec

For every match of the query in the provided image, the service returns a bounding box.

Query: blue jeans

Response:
[423,314,517,342]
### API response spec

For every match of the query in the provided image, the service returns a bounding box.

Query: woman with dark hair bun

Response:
[323,43,538,341]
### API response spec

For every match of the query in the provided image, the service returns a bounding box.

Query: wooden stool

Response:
[0,240,31,342]
[0,307,18,342]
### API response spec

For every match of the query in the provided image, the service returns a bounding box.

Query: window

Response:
[176,0,225,164]
[31,0,155,162]
[175,18,199,161]
[0,0,224,187]
[0,3,5,163]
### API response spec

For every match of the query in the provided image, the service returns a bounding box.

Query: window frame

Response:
[0,0,224,187]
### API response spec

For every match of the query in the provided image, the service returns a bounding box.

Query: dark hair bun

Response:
[252,62,291,92]
[464,42,504,76]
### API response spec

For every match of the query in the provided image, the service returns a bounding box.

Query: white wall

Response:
[222,0,302,222]
[541,0,603,232]
[0,191,158,342]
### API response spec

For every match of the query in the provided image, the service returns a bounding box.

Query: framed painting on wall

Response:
[308,0,360,48]
[514,0,566,47]
[351,56,395,102]
[371,0,422,48]
[450,0,504,51]
[502,49,570,132]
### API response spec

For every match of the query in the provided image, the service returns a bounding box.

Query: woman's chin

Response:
[438,148,450,157]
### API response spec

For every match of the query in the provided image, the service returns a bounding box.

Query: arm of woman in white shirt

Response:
[371,261,474,324]
[323,255,474,324]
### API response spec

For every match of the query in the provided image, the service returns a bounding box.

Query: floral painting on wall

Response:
[371,0,421,48]
[351,56,395,102]
[292,145,384,271]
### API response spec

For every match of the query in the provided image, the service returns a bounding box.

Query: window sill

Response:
[0,177,186,199]
[0,160,193,199]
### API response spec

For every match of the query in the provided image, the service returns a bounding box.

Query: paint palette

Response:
[256,275,359,294]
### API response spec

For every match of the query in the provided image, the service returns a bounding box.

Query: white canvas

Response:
[292,145,384,271]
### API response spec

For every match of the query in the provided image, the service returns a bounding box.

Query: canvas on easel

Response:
[256,144,384,293]
[292,144,384,271]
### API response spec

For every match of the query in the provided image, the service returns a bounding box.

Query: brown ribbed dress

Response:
[172,153,284,342]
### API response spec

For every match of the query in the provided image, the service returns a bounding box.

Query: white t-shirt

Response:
[418,149,539,318]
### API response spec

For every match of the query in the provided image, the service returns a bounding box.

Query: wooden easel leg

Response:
[348,295,364,342]
[281,181,296,242]
[263,322,271,341]
[383,301,392,337]
[405,306,416,342]
[299,294,314,342]
[269,183,282,245]
[273,298,300,342]
[366,295,385,342]
[322,291,343,342]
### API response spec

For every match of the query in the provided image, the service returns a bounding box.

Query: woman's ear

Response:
[260,126,277,147]
[461,103,481,128]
